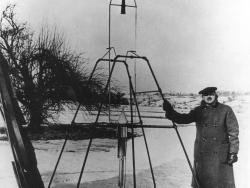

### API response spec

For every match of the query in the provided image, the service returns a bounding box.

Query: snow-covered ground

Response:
[0,94,250,188]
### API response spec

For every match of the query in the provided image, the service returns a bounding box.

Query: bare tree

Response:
[0,5,106,131]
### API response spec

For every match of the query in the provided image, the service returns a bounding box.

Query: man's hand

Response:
[163,99,172,111]
[163,99,173,119]
[227,153,238,165]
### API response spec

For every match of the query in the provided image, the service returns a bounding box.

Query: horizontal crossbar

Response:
[87,113,166,119]
[71,122,174,129]
[110,4,136,8]
[135,90,159,94]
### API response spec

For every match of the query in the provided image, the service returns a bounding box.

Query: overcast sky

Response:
[1,0,250,93]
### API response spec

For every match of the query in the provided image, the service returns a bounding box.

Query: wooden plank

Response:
[0,52,44,188]
[0,52,29,170]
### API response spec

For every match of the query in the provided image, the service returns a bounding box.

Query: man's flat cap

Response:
[198,87,217,95]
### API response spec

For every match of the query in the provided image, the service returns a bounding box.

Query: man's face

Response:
[202,93,216,104]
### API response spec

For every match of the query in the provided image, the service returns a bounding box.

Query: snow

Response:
[0,94,249,188]
[0,141,18,188]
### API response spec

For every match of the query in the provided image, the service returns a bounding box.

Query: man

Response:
[163,87,239,188]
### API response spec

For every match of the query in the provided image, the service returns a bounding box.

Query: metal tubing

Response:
[95,58,121,122]
[173,126,200,188]
[71,55,121,124]
[135,90,159,94]
[102,47,116,59]
[110,4,137,8]
[66,50,119,188]
[48,136,68,188]
[71,122,175,129]
[129,70,137,188]
[88,112,167,119]
[96,58,125,63]
[80,109,164,114]
[75,60,118,186]
[73,53,199,188]
[114,54,200,188]
[76,58,121,187]
[109,0,112,123]
[71,58,102,124]
[111,109,165,114]
[123,62,156,188]
[107,55,156,187]
[48,54,122,188]
[140,57,165,99]
[76,138,93,188]
[79,56,122,125]
[98,47,117,123]
[109,1,111,50]
[137,56,201,188]
[48,124,71,188]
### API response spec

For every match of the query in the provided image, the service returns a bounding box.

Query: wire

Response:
[134,1,138,92]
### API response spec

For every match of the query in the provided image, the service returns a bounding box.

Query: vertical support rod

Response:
[134,1,138,93]
[134,1,138,95]
[108,0,112,122]
[123,62,156,188]
[129,75,137,188]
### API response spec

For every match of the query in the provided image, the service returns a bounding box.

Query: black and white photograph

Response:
[0,0,249,187]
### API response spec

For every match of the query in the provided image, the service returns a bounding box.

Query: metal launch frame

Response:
[48,52,200,188]
[49,1,201,188]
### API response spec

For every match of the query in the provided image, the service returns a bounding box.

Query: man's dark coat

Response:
[166,101,239,188]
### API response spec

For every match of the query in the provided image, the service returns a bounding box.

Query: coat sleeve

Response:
[166,108,196,124]
[226,107,239,154]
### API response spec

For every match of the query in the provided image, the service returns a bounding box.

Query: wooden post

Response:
[0,52,44,188]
